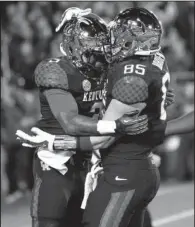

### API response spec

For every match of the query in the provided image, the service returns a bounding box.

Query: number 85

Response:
[124,64,146,75]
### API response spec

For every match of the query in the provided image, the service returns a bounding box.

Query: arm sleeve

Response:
[43,89,78,118]
[112,75,148,104]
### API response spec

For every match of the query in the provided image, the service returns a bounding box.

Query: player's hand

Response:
[115,110,148,135]
[16,127,55,151]
[150,153,161,168]
[165,88,175,107]
[56,7,92,32]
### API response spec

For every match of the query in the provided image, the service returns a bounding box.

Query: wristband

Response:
[97,120,116,134]
[78,136,93,152]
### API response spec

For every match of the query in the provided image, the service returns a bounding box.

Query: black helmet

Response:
[108,8,163,62]
[59,13,109,80]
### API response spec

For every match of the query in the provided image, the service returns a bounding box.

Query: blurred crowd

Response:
[1,2,194,203]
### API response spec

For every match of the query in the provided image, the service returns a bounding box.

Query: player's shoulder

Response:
[34,56,70,90]
[35,56,69,74]
[109,56,149,85]
[108,58,149,104]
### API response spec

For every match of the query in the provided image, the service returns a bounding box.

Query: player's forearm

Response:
[90,136,111,150]
[57,112,117,136]
[53,134,117,151]
[89,133,122,149]
[165,111,194,136]
[45,89,117,136]
[53,134,109,151]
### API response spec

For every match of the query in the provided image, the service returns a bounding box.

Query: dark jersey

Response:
[102,52,170,159]
[34,56,107,134]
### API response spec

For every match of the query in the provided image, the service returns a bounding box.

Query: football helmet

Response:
[108,8,163,62]
[58,13,109,80]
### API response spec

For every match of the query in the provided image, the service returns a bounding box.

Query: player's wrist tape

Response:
[53,135,93,152]
[78,136,93,152]
[97,120,116,134]
[53,135,77,151]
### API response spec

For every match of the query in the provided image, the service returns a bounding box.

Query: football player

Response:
[16,8,149,227]
[80,8,171,227]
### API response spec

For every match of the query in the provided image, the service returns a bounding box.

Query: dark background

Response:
[1,2,194,227]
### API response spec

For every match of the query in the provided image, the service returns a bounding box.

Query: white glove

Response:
[16,127,55,151]
[81,172,94,209]
[81,162,103,209]
[55,7,92,32]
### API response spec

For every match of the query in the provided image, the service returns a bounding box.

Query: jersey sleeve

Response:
[111,75,148,105]
[34,58,69,90]
[43,89,78,118]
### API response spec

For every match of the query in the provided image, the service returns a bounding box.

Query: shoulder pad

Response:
[34,58,69,90]
[112,76,148,104]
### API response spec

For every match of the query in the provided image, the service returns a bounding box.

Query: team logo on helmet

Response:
[82,79,91,91]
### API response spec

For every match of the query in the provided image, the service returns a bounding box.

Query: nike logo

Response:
[115,176,128,181]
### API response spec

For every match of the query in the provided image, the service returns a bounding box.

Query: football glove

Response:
[55,7,92,32]
[16,127,55,151]
[115,110,148,135]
